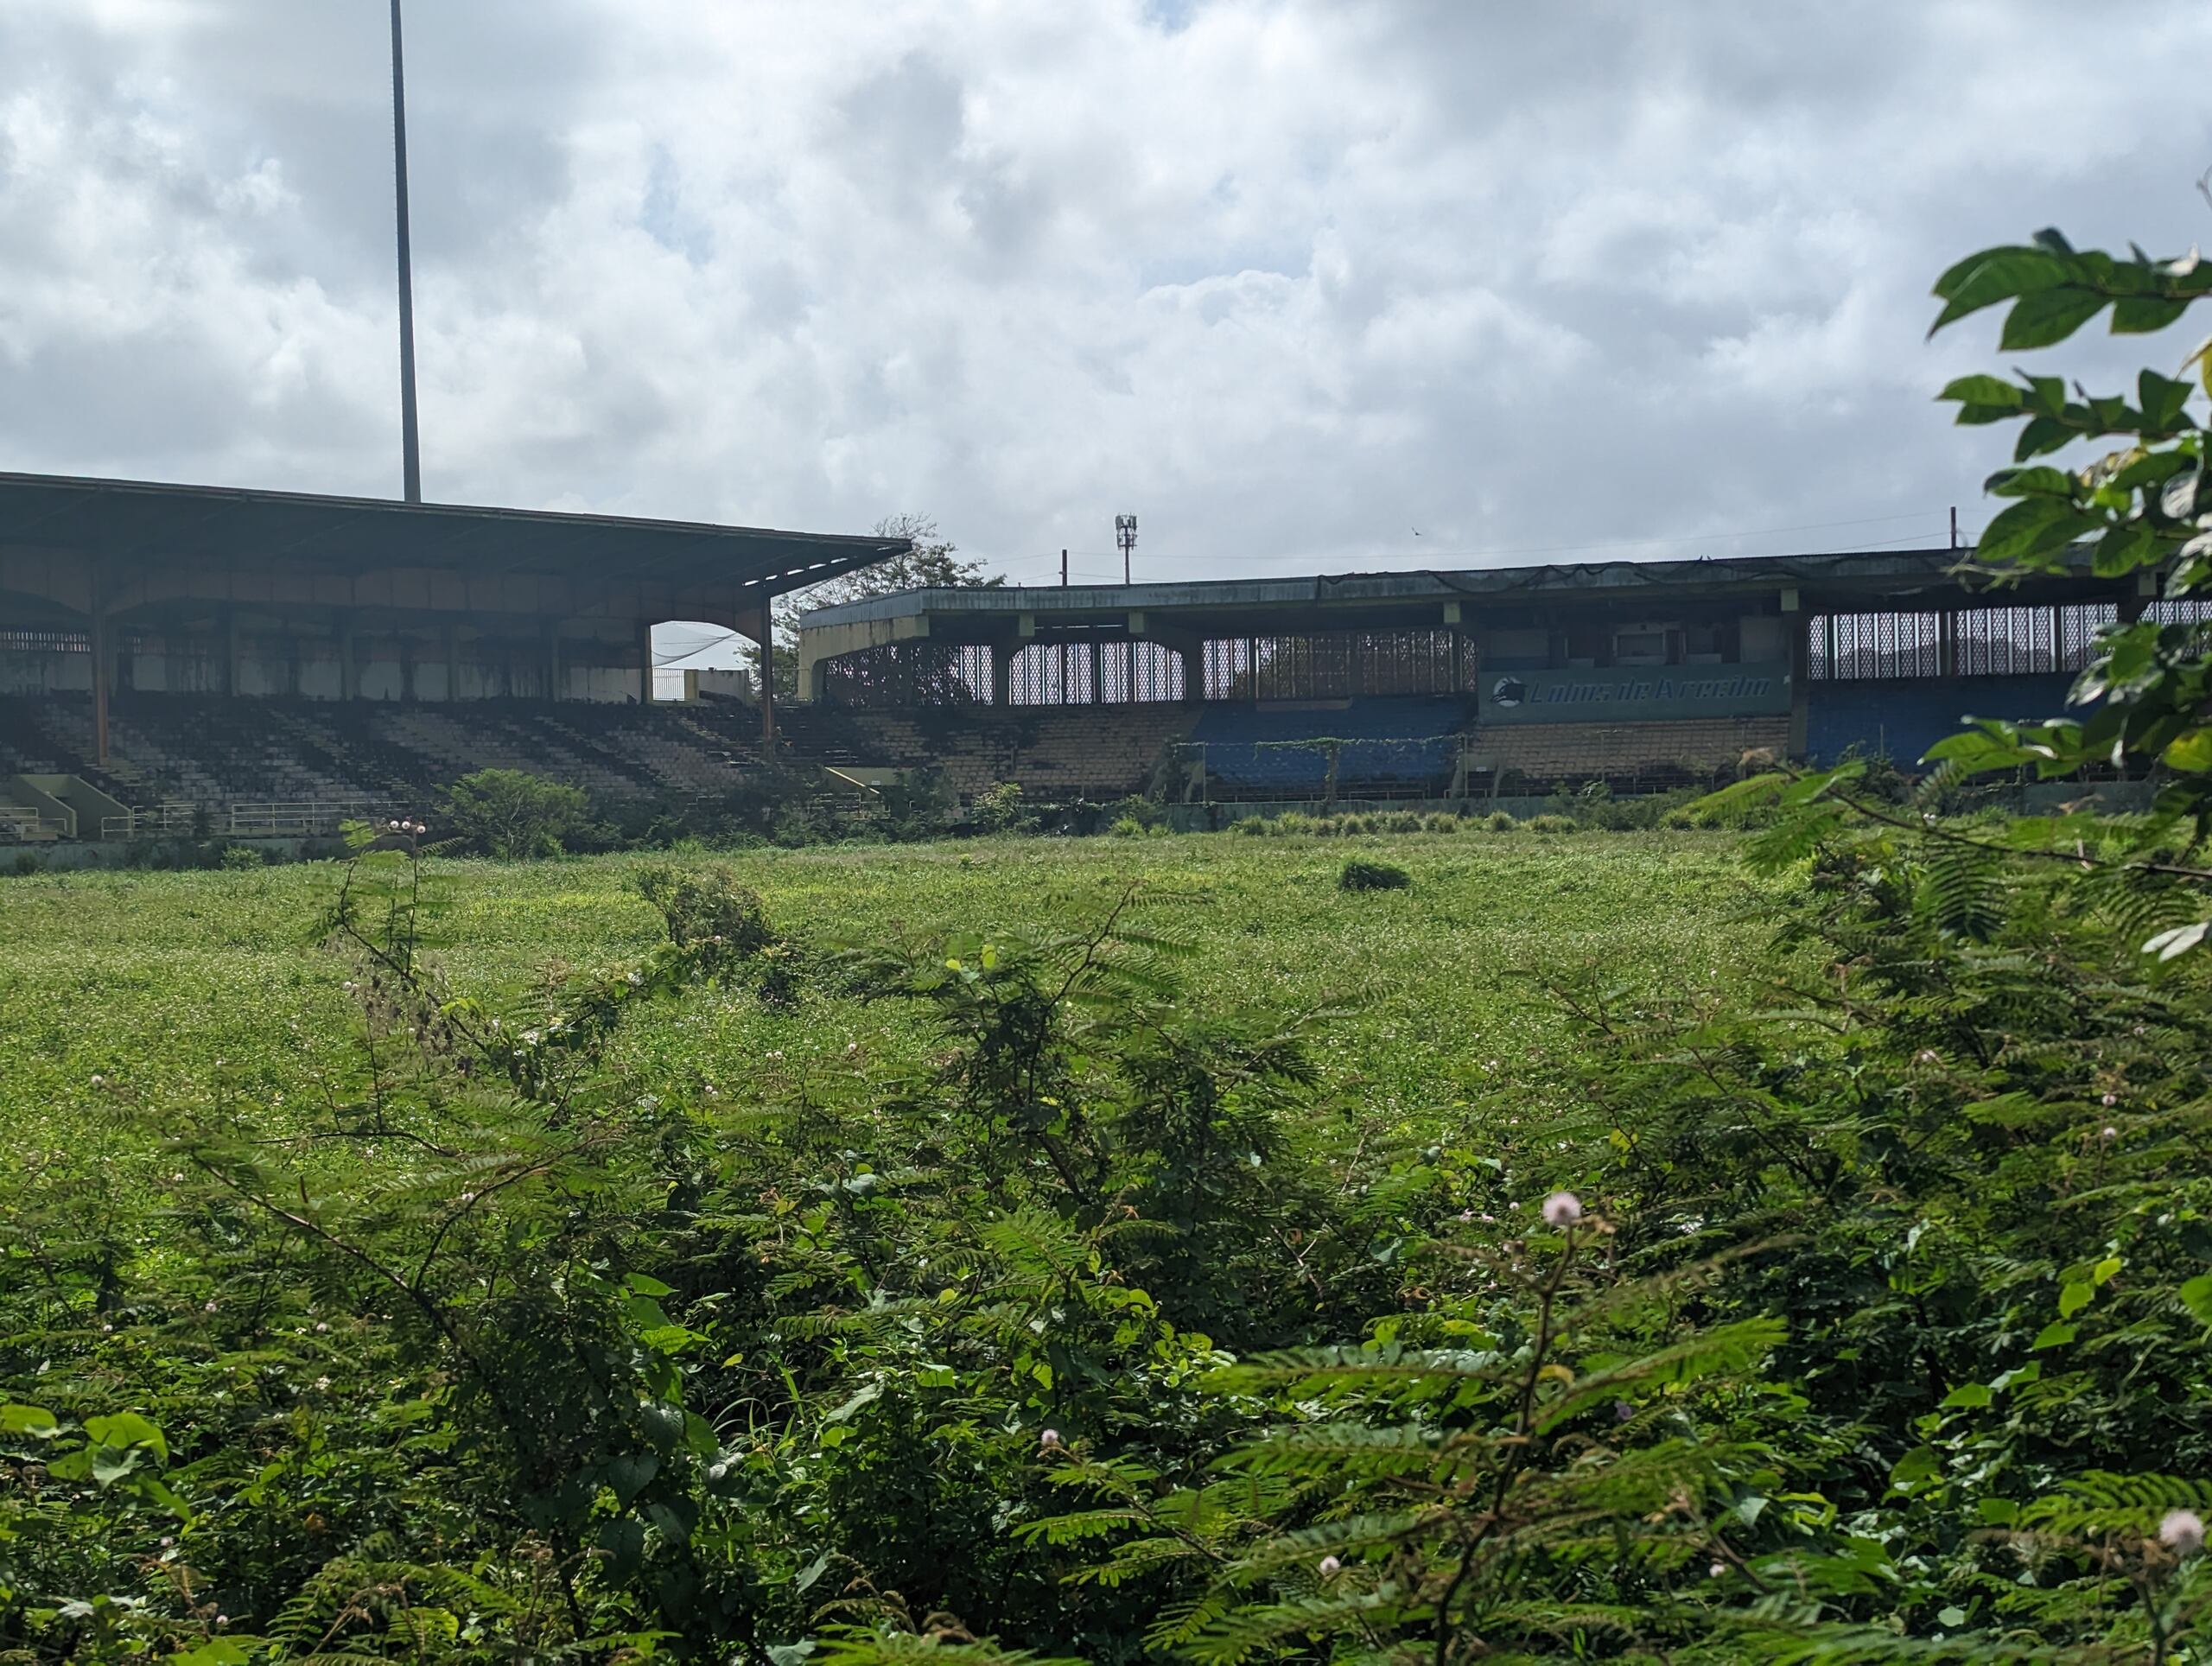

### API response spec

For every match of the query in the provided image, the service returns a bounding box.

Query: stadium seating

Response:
[778,704,1194,800]
[1186,697,1471,798]
[0,694,1194,830]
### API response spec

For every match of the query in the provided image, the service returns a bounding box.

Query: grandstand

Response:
[0,475,2180,843]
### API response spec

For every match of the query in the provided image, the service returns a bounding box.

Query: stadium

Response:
[0,463,2152,849]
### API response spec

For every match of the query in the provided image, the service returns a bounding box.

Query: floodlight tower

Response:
[390,0,423,502]
[1115,513,1137,584]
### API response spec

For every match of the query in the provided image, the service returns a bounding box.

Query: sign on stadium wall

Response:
[1477,662,1791,723]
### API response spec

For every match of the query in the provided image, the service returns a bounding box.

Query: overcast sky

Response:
[3,0,2210,591]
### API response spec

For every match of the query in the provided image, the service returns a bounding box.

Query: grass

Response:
[0,832,1786,1155]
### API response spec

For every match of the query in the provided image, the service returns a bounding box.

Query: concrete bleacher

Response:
[0,694,1192,834]
[779,704,1193,801]
[1472,716,1790,788]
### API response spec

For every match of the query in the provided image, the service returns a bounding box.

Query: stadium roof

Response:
[800,547,2121,637]
[0,471,908,599]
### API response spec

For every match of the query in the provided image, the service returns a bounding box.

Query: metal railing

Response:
[0,808,67,844]
[98,799,399,841]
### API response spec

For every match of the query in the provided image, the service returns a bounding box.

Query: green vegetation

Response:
[16,223,2212,1664]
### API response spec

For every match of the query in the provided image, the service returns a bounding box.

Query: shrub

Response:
[1338,857,1412,892]
[970,780,1036,836]
[632,862,776,960]
[1109,816,1146,838]
[442,768,588,858]
[1275,812,1317,836]
[1423,812,1459,832]
[1382,811,1425,834]
[1484,810,1517,831]
[1526,813,1578,834]
[219,843,264,870]
[1231,816,1271,836]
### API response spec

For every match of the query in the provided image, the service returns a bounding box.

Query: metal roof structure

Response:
[0,471,907,609]
[800,547,2120,639]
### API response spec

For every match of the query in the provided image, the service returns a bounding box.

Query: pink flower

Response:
[2161,1509,2204,1554]
[1541,1191,1582,1226]
[1039,1428,1061,1450]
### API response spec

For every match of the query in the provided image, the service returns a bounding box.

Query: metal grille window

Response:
[820,642,990,707]
[1809,603,2120,680]
[0,630,90,653]
[1006,641,1184,704]
[1198,630,1472,700]
[1813,612,1942,680]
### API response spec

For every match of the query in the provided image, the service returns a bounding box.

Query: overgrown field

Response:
[0,832,1777,1158]
[9,817,2212,1663]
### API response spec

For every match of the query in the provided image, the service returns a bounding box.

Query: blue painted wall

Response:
[1190,696,1471,792]
[1806,674,2081,766]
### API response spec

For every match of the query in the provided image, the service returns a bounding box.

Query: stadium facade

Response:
[0,472,2171,843]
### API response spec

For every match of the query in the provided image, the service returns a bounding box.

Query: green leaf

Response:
[0,1405,57,1437]
[1976,495,2100,563]
[2000,287,2111,350]
[1930,247,2072,334]
[2141,367,2196,428]
[2164,730,2212,772]
[83,1412,168,1463]
[2032,1321,2077,1350]
[2059,1280,2095,1319]
[602,1451,659,1507]
[1940,1382,1993,1409]
[2179,1275,2212,1326]
[2115,294,2192,334]
[823,1380,885,1424]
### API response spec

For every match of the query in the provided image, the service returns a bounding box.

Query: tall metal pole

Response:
[390,0,423,503]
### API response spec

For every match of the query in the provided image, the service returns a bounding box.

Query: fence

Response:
[98,799,399,841]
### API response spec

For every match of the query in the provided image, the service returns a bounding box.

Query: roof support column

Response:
[1783,587,1808,762]
[90,579,111,767]
[543,621,563,703]
[224,605,241,698]
[444,623,461,703]
[991,639,1014,708]
[638,620,655,704]
[338,613,359,703]
[734,599,776,747]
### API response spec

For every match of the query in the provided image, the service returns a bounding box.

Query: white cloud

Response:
[2,0,2210,587]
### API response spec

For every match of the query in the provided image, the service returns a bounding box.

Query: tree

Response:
[772,514,1003,698]
[1734,224,2212,957]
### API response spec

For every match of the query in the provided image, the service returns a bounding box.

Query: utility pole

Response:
[1115,514,1137,584]
[1061,548,1068,587]
[1949,506,1959,551]
[391,0,423,503]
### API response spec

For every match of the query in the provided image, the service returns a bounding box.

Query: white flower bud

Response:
[1541,1191,1583,1226]
[1318,1554,1341,1577]
[1039,1428,1061,1449]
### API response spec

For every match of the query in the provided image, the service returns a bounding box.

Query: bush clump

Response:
[442,767,589,858]
[1338,857,1412,892]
